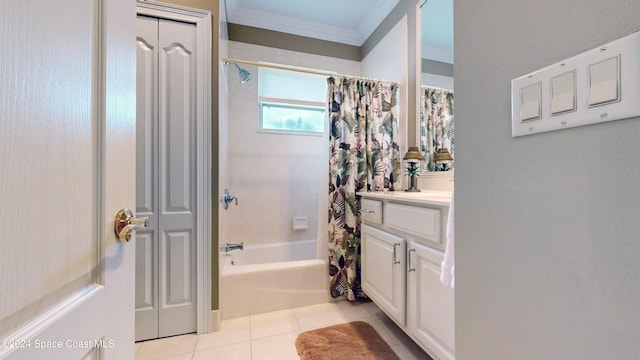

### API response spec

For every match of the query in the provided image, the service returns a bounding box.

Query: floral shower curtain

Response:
[326,77,400,301]
[420,86,454,171]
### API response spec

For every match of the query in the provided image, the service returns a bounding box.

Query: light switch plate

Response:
[511,31,640,137]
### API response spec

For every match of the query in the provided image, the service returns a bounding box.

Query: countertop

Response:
[357,190,452,206]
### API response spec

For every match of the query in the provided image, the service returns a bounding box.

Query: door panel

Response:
[157,18,197,339]
[135,16,197,341]
[134,230,158,340]
[0,0,95,328]
[136,16,158,217]
[0,0,136,358]
[135,232,156,309]
[135,14,160,342]
[162,230,194,305]
[159,19,196,216]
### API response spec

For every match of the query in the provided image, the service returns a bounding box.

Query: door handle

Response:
[114,208,149,242]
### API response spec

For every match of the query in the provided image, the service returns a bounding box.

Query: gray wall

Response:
[456,1,640,358]
[228,24,360,61]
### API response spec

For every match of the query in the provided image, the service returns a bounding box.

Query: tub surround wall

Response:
[225,41,360,248]
[457,0,640,358]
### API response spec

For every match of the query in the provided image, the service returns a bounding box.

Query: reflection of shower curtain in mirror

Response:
[326,77,400,301]
[420,86,454,171]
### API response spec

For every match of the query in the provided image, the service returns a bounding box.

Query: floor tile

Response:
[151,353,194,360]
[250,309,300,339]
[136,301,434,360]
[293,302,344,330]
[391,340,433,360]
[361,312,414,347]
[135,334,198,360]
[195,316,251,351]
[251,332,300,360]
[332,299,378,321]
[192,341,251,360]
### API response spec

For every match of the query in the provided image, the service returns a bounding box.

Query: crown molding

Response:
[357,0,400,45]
[226,0,398,46]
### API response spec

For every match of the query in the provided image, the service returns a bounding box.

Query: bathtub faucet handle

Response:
[223,189,238,210]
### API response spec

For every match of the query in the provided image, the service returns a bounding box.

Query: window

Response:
[258,66,327,135]
[260,102,325,133]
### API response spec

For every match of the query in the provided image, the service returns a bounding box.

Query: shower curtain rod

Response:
[221,57,397,85]
[421,84,454,93]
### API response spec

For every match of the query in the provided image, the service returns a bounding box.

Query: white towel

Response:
[440,191,454,288]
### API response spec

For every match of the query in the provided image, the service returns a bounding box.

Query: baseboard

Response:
[210,310,221,332]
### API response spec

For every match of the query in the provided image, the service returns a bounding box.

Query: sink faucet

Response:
[220,242,244,253]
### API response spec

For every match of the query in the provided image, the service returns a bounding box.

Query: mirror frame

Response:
[415,0,427,154]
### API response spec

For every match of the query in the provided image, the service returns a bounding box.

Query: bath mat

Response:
[295,321,400,360]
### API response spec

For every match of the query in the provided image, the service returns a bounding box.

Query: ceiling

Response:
[225,0,453,63]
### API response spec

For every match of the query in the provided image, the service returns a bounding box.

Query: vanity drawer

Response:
[361,198,383,224]
[386,203,441,245]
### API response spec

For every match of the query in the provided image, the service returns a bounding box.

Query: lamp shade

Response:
[433,148,453,162]
[403,146,423,161]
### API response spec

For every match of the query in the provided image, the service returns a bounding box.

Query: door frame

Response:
[136,0,213,335]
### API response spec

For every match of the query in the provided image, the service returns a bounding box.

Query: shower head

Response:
[225,61,252,84]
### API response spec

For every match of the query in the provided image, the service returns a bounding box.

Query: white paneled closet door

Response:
[136,15,197,342]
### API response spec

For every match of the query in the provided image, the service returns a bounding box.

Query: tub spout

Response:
[220,242,244,253]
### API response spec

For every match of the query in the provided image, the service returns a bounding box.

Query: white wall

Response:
[224,41,360,249]
[361,15,409,188]
[456,1,640,358]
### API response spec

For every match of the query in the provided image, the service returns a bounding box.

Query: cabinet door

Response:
[407,241,455,360]
[361,224,406,325]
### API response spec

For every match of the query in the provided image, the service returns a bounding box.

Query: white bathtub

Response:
[220,239,328,319]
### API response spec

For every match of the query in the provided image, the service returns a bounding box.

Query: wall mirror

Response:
[417,0,454,172]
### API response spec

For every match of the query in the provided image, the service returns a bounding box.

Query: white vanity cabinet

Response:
[359,191,454,360]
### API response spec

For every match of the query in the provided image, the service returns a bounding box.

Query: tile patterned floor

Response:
[135,301,432,360]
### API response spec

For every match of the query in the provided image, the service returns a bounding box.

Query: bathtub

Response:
[220,239,328,319]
